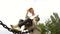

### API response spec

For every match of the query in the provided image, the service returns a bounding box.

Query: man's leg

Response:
[11,24,18,29]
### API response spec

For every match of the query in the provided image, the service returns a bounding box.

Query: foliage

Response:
[38,24,47,34]
[38,13,60,34]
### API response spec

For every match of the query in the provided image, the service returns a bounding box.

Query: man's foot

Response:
[10,25,14,29]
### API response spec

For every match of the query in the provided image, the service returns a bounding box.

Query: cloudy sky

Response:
[0,0,60,34]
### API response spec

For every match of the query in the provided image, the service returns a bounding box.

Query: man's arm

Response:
[33,23,41,32]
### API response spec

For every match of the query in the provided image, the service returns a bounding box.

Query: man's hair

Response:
[35,15,40,21]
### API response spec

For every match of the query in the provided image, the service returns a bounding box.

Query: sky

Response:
[0,0,60,34]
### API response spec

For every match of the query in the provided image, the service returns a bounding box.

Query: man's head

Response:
[33,15,40,23]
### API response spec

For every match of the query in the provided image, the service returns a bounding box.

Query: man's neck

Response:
[32,19,37,25]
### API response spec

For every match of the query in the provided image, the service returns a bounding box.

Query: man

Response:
[24,8,41,34]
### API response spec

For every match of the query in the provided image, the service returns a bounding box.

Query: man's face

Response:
[33,17,38,23]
